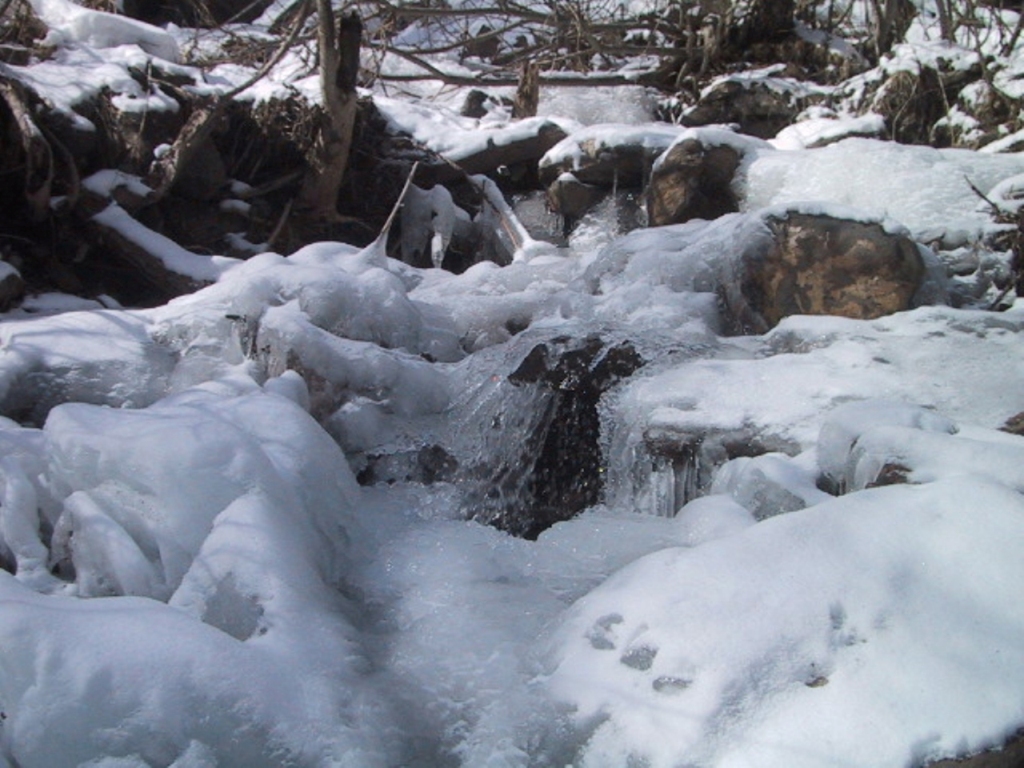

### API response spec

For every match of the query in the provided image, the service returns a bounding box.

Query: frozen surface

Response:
[1,5,1024,766]
[549,478,1024,768]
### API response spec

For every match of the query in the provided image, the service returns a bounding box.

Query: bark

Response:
[512,61,539,118]
[297,5,361,220]
[143,0,309,206]
[0,75,53,222]
[144,102,221,202]
[871,0,915,57]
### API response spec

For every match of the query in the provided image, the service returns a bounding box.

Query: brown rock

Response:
[681,79,808,139]
[546,173,608,227]
[1001,412,1024,436]
[723,212,926,333]
[646,138,740,226]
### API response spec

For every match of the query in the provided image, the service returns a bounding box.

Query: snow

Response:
[742,137,1024,245]
[91,204,239,283]
[549,477,1024,768]
[28,0,180,61]
[374,94,581,162]
[770,112,886,149]
[2,4,1024,766]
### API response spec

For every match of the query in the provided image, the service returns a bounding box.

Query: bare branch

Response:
[965,174,1003,216]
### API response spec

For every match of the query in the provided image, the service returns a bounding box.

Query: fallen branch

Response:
[965,174,1002,216]
[966,175,1024,309]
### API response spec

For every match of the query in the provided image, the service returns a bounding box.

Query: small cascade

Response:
[443,331,643,538]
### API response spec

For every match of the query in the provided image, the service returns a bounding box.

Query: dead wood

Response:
[85,204,208,301]
[512,61,539,118]
[0,74,53,221]
[296,4,360,220]
[142,0,310,206]
[144,101,222,200]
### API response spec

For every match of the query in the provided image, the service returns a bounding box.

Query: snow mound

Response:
[29,0,180,61]
[743,137,1024,245]
[0,378,398,766]
[549,477,1024,768]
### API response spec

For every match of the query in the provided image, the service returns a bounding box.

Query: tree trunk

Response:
[512,61,539,118]
[872,0,915,58]
[298,4,361,221]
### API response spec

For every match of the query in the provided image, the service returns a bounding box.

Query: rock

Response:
[546,173,608,230]
[1002,412,1024,436]
[645,137,741,226]
[722,211,927,334]
[472,335,644,538]
[681,72,819,139]
[451,119,568,187]
[460,89,508,119]
[842,48,981,146]
[817,400,958,494]
[772,109,887,150]
[642,425,800,511]
[357,444,458,486]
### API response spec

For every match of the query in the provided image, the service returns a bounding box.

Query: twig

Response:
[266,197,293,250]
[965,174,1003,216]
[375,160,420,247]
[222,0,311,101]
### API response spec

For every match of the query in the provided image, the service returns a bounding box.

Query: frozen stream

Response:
[0,141,1024,766]
[2,3,1024,762]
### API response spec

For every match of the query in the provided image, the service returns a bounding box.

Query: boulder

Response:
[681,73,818,139]
[645,137,741,226]
[466,334,644,539]
[841,46,981,146]
[722,211,927,333]
[771,109,887,150]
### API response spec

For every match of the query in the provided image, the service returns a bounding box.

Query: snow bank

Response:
[770,112,886,149]
[549,478,1024,768]
[29,0,180,61]
[0,309,173,424]
[743,137,1024,245]
[0,380,396,766]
